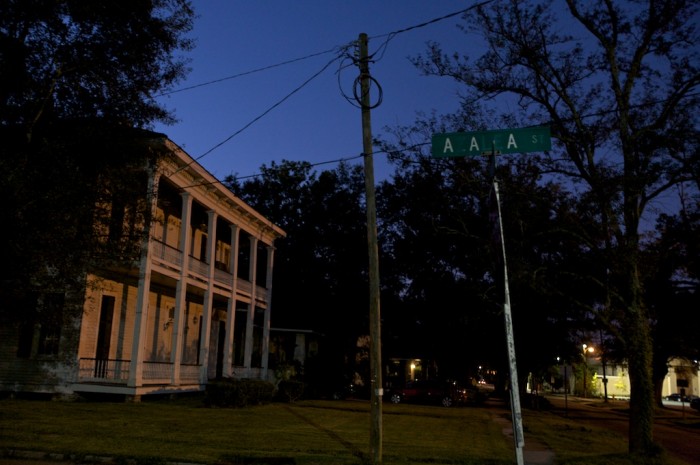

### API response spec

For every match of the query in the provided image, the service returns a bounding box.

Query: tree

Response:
[411,0,699,455]
[0,1,195,325]
[225,161,371,394]
[0,0,194,138]
[376,111,596,390]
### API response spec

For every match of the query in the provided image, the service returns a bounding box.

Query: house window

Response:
[37,293,64,356]
[16,292,64,358]
[16,322,35,358]
[215,241,231,272]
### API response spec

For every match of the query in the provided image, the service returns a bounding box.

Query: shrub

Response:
[204,378,275,408]
[276,380,304,403]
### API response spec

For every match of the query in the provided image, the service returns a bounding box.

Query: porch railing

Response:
[78,358,202,385]
[79,358,130,383]
[143,361,171,382]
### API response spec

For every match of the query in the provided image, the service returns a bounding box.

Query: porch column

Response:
[223,224,240,377]
[170,192,193,385]
[128,168,160,389]
[260,244,275,378]
[243,236,258,372]
[198,210,218,382]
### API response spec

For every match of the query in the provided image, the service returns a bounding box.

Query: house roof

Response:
[152,135,286,244]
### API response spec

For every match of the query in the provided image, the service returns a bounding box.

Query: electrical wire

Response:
[175,144,432,190]
[337,0,494,109]
[165,1,497,176]
[367,0,495,62]
[154,47,343,98]
[353,74,383,110]
[165,0,696,189]
[166,50,347,178]
[194,53,343,162]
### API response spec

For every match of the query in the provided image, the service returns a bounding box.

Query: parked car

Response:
[690,397,700,411]
[387,379,481,407]
[665,393,695,403]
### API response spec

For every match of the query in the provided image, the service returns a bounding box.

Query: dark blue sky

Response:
[153,1,481,181]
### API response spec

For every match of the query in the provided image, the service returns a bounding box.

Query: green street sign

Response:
[432,127,551,158]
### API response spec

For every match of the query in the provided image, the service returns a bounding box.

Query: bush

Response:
[522,393,552,410]
[276,380,304,403]
[204,378,275,408]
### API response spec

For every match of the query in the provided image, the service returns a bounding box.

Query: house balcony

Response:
[150,239,266,301]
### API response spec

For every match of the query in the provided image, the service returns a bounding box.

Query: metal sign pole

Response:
[490,149,524,465]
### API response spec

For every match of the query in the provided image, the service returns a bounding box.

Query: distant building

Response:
[551,357,698,401]
[661,358,699,399]
[0,133,285,399]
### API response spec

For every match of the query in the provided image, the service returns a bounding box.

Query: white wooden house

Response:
[0,134,285,400]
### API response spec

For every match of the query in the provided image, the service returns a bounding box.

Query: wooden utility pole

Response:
[358,32,383,464]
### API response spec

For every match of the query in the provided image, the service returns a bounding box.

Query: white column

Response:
[198,210,218,382]
[223,224,240,377]
[260,245,275,378]
[128,168,160,389]
[170,192,193,385]
[243,236,258,372]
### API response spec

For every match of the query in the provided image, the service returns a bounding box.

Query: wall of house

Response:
[0,290,84,396]
[663,359,699,398]
[79,275,207,367]
[79,275,138,362]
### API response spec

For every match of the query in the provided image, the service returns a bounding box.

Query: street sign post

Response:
[431,126,552,465]
[431,126,551,158]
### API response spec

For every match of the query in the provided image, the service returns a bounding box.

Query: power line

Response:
[166,51,347,178]
[167,0,697,188]
[371,0,493,41]
[159,1,494,98]
[154,47,343,98]
[175,144,433,190]
[194,53,344,162]
[164,1,499,176]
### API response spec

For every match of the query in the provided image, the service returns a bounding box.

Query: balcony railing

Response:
[188,256,209,277]
[149,239,265,300]
[152,240,183,266]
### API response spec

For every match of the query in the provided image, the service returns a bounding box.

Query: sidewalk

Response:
[490,408,555,465]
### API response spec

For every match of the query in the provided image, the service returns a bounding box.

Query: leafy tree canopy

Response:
[1,1,195,323]
[225,161,370,387]
[0,0,194,137]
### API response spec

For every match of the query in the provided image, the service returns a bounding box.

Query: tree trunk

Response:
[623,254,656,455]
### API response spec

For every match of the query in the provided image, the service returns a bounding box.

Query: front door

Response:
[95,295,115,377]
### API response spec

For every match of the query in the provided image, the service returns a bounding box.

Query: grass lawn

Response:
[0,395,690,465]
